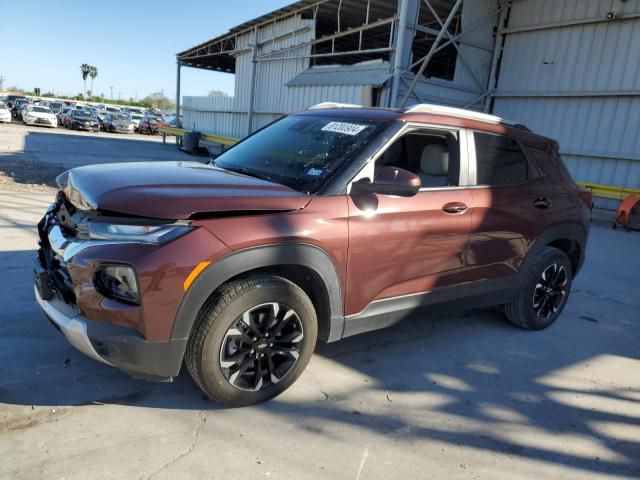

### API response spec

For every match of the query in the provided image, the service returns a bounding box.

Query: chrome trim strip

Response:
[34,286,112,366]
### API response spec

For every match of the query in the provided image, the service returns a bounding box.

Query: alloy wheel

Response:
[533,263,568,320]
[219,302,304,392]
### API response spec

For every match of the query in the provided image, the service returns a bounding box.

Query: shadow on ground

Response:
[1,245,639,477]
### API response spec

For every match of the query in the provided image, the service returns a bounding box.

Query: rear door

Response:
[464,130,548,285]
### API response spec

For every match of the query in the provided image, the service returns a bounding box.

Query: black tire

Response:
[185,275,317,407]
[505,247,573,330]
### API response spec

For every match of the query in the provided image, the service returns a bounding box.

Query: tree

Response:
[208,89,229,97]
[80,64,91,96]
[88,66,98,97]
[141,92,175,111]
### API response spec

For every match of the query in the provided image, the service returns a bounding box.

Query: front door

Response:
[345,125,472,317]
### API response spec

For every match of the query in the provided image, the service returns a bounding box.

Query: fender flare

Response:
[520,222,588,276]
[170,243,344,342]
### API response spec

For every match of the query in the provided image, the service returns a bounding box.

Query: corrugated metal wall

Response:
[493,0,640,208]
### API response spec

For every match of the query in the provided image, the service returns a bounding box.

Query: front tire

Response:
[186,276,317,407]
[505,247,572,330]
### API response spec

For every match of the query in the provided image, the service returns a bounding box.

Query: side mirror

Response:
[351,166,421,197]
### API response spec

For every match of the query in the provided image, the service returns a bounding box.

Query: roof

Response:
[298,103,533,134]
[176,0,399,72]
[286,61,391,87]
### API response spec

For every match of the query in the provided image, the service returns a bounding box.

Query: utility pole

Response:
[0,76,4,92]
[110,86,113,100]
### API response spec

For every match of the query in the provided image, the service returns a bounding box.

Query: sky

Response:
[0,0,293,101]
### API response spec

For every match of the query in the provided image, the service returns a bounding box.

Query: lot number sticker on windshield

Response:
[321,121,368,136]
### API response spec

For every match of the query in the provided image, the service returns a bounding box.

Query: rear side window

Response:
[474,132,529,186]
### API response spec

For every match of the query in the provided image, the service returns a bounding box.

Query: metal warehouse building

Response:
[176,0,640,208]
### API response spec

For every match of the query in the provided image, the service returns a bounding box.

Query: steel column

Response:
[247,28,258,135]
[390,0,414,108]
[484,2,509,112]
[175,61,182,128]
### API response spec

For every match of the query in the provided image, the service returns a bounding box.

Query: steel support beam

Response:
[175,61,182,129]
[247,28,258,135]
[421,0,484,90]
[484,2,509,112]
[390,0,418,108]
[399,0,463,109]
[494,89,640,98]
[502,11,640,35]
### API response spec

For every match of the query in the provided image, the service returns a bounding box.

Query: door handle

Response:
[533,197,551,209]
[442,202,468,214]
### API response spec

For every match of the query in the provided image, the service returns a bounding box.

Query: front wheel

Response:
[185,276,317,407]
[505,247,573,330]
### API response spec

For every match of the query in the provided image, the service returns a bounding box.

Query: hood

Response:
[59,161,311,219]
[29,111,55,118]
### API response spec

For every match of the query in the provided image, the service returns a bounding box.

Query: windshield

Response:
[74,110,95,117]
[214,114,387,193]
[106,107,120,112]
[0,103,7,110]
[32,107,51,113]
[131,114,142,120]
[111,114,128,121]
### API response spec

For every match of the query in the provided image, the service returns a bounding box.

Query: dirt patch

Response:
[0,159,64,193]
[0,407,70,433]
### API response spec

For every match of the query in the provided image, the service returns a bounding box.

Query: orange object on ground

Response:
[613,194,640,231]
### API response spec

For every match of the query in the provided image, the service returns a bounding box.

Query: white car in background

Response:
[0,101,11,123]
[23,105,57,127]
[128,113,143,130]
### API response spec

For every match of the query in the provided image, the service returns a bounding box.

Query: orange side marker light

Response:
[183,261,212,292]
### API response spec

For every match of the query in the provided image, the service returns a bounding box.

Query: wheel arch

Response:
[170,243,345,344]
[522,223,587,277]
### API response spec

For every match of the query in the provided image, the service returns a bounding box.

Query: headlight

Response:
[95,265,139,304]
[88,221,193,244]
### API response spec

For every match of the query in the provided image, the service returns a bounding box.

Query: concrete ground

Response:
[0,121,191,168]
[0,126,639,480]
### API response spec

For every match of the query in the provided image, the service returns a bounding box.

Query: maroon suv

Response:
[34,104,591,406]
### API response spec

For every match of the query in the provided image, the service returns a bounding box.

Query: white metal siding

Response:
[493,0,640,208]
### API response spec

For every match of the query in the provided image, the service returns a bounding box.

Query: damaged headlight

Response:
[88,222,193,244]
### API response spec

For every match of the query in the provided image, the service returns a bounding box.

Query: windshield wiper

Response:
[219,164,275,184]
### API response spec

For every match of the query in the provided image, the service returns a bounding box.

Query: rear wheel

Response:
[186,276,317,407]
[505,247,572,330]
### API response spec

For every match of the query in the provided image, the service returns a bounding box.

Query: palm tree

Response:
[88,66,98,98]
[80,64,91,97]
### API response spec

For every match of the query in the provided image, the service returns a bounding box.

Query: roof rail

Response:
[404,103,520,127]
[307,102,362,110]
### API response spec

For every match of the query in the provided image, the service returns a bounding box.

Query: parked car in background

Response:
[18,103,33,122]
[57,108,72,126]
[102,113,135,133]
[67,109,100,131]
[33,104,591,406]
[22,105,57,127]
[4,95,27,109]
[138,114,168,134]
[46,101,65,114]
[12,98,31,119]
[128,113,143,131]
[122,106,145,117]
[0,101,11,123]
[103,106,122,114]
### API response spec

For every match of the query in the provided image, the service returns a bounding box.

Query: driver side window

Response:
[375,129,461,188]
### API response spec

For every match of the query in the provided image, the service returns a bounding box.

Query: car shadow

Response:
[2,247,640,477]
